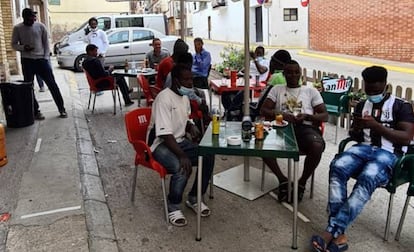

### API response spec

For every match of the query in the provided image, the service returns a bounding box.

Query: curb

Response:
[71,74,119,252]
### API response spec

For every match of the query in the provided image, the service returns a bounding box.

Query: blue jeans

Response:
[326,144,397,238]
[153,138,215,212]
[21,58,65,114]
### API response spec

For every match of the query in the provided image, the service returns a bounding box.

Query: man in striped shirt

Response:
[311,66,414,252]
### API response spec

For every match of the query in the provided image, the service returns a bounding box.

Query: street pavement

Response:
[0,49,414,252]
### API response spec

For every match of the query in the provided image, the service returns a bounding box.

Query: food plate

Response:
[271,120,288,128]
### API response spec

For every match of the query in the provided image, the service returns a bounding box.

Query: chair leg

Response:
[310,171,315,199]
[209,172,214,199]
[88,92,92,110]
[116,88,122,113]
[334,116,339,144]
[161,178,169,226]
[346,113,351,130]
[287,159,292,203]
[131,165,138,202]
[112,90,116,115]
[92,94,97,114]
[395,195,411,241]
[384,193,395,241]
[261,161,266,192]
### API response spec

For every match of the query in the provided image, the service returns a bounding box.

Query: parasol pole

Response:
[243,0,250,117]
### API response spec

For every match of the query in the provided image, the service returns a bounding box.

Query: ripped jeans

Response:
[326,144,397,238]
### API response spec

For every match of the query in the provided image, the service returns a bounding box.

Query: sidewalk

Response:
[0,52,413,252]
[0,66,117,252]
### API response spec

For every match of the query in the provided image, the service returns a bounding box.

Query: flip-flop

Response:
[185,200,211,217]
[311,235,328,252]
[168,210,187,227]
[326,242,349,252]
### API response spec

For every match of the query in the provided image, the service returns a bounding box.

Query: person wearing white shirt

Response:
[243,46,269,82]
[86,17,109,65]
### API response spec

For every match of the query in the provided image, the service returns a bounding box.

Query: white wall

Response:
[191,0,308,48]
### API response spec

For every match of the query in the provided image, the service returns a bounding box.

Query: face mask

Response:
[178,86,193,96]
[367,93,385,103]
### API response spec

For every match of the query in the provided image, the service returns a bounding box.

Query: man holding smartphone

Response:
[311,66,414,252]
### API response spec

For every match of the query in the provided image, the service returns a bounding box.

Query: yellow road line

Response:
[298,50,414,75]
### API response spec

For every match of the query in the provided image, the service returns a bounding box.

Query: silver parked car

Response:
[57,27,178,72]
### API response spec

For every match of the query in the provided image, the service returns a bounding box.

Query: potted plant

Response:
[214,44,245,77]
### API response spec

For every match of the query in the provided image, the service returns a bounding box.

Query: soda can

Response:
[255,121,264,140]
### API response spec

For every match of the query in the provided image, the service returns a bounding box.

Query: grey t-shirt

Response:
[145,48,170,68]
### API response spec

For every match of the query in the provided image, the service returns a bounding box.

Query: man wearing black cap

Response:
[11,8,67,119]
[82,44,134,106]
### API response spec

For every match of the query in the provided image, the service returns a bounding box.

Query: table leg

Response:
[292,160,299,250]
[288,159,292,202]
[243,156,250,182]
[196,156,202,241]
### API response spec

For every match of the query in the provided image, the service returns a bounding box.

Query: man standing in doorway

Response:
[12,8,67,119]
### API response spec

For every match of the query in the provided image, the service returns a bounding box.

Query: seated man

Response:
[149,63,215,227]
[267,49,291,85]
[156,39,189,89]
[191,37,211,89]
[145,38,170,69]
[145,38,170,85]
[311,66,414,252]
[222,46,269,119]
[260,59,328,202]
[82,44,133,106]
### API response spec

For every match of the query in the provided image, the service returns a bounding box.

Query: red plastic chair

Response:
[124,107,169,224]
[84,69,122,114]
[137,74,161,106]
[189,100,205,135]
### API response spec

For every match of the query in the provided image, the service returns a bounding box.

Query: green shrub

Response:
[215,44,245,75]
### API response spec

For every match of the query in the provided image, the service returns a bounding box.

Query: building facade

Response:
[309,0,414,63]
[189,0,309,47]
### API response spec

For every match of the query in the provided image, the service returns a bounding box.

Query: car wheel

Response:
[74,54,87,72]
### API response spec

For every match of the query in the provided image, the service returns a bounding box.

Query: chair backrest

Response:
[124,107,166,177]
[321,77,353,114]
[138,74,155,106]
[84,69,115,92]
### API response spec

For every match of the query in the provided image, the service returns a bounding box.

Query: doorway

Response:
[208,16,211,40]
[255,6,263,42]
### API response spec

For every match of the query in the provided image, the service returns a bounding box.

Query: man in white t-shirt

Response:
[149,64,215,227]
[260,59,328,203]
[245,45,269,82]
[86,17,109,65]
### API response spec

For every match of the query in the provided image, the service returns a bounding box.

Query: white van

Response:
[55,13,168,52]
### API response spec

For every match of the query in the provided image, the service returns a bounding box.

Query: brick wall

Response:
[1,0,19,74]
[309,0,414,63]
[0,0,10,81]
